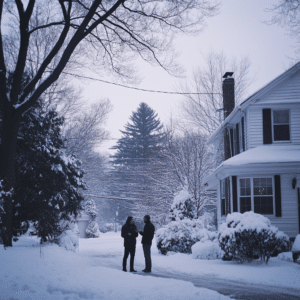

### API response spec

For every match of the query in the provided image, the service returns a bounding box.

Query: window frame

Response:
[238,177,275,215]
[272,109,290,142]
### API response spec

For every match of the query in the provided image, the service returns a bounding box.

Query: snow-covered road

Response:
[79,233,300,300]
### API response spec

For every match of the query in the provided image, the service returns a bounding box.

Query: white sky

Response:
[72,0,298,154]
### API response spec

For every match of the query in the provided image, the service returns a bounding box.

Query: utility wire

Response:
[62,71,222,96]
[85,194,143,201]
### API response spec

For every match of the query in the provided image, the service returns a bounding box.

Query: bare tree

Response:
[268,1,300,40]
[180,51,252,136]
[64,99,112,157]
[161,128,215,218]
[0,0,219,246]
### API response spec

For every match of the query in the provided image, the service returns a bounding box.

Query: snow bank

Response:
[0,235,232,300]
[58,223,79,251]
[192,240,223,260]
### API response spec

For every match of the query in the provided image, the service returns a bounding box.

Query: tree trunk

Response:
[0,106,20,247]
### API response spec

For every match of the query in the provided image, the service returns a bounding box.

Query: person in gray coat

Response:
[138,215,155,273]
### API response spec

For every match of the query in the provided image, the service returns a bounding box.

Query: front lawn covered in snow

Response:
[0,229,299,299]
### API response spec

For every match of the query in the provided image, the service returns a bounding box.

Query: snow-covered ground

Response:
[0,232,299,300]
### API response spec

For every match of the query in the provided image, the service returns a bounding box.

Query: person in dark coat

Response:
[121,216,138,272]
[138,215,155,273]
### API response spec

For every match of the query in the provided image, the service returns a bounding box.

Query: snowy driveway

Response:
[79,233,300,300]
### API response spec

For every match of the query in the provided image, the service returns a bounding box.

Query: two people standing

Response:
[121,215,155,273]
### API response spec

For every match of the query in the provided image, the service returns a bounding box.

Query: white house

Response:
[205,62,300,238]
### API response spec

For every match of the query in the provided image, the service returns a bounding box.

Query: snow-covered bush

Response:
[57,223,79,251]
[86,221,101,238]
[169,186,195,221]
[156,213,216,255]
[84,199,98,220]
[218,212,290,263]
[192,240,223,260]
[291,234,300,252]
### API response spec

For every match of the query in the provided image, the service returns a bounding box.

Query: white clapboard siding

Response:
[244,71,300,148]
[291,107,300,144]
[267,174,299,238]
[259,72,300,105]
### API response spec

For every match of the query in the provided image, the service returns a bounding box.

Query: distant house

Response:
[205,62,300,238]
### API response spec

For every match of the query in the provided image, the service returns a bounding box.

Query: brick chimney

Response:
[222,72,235,119]
[222,72,235,160]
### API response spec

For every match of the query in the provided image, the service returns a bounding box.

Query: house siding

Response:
[247,104,300,148]
[216,174,299,237]
[267,174,299,238]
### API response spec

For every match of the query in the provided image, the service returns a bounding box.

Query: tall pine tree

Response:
[111,102,163,164]
[105,103,172,225]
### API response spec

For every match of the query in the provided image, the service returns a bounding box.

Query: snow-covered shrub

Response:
[192,240,223,260]
[86,221,101,238]
[84,199,98,220]
[218,212,290,263]
[291,234,300,252]
[156,213,216,255]
[57,223,79,251]
[169,186,195,221]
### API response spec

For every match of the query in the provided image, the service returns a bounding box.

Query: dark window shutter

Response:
[274,175,282,217]
[220,181,225,216]
[263,109,272,144]
[225,177,231,215]
[236,124,240,154]
[232,176,238,212]
[230,128,234,157]
[241,117,245,151]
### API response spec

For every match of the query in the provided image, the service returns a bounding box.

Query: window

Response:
[239,177,274,215]
[253,178,273,214]
[221,178,231,216]
[239,178,251,213]
[273,110,290,141]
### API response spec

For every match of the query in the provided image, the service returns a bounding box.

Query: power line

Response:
[85,194,143,201]
[62,71,222,96]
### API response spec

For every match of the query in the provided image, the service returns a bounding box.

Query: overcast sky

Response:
[71,0,299,155]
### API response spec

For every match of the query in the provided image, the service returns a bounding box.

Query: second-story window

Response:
[273,110,290,141]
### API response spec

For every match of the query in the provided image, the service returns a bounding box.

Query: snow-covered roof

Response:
[209,62,300,143]
[205,145,300,189]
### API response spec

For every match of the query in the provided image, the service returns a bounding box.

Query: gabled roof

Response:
[208,61,300,143]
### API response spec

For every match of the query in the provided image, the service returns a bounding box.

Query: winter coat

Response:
[140,221,155,246]
[121,223,138,248]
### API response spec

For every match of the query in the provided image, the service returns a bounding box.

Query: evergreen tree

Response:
[107,103,170,223]
[111,102,163,164]
[11,99,85,242]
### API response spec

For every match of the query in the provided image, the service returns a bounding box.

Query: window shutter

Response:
[230,128,234,157]
[232,176,238,212]
[241,117,245,151]
[235,124,240,154]
[274,175,282,217]
[263,109,272,144]
[225,177,231,215]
